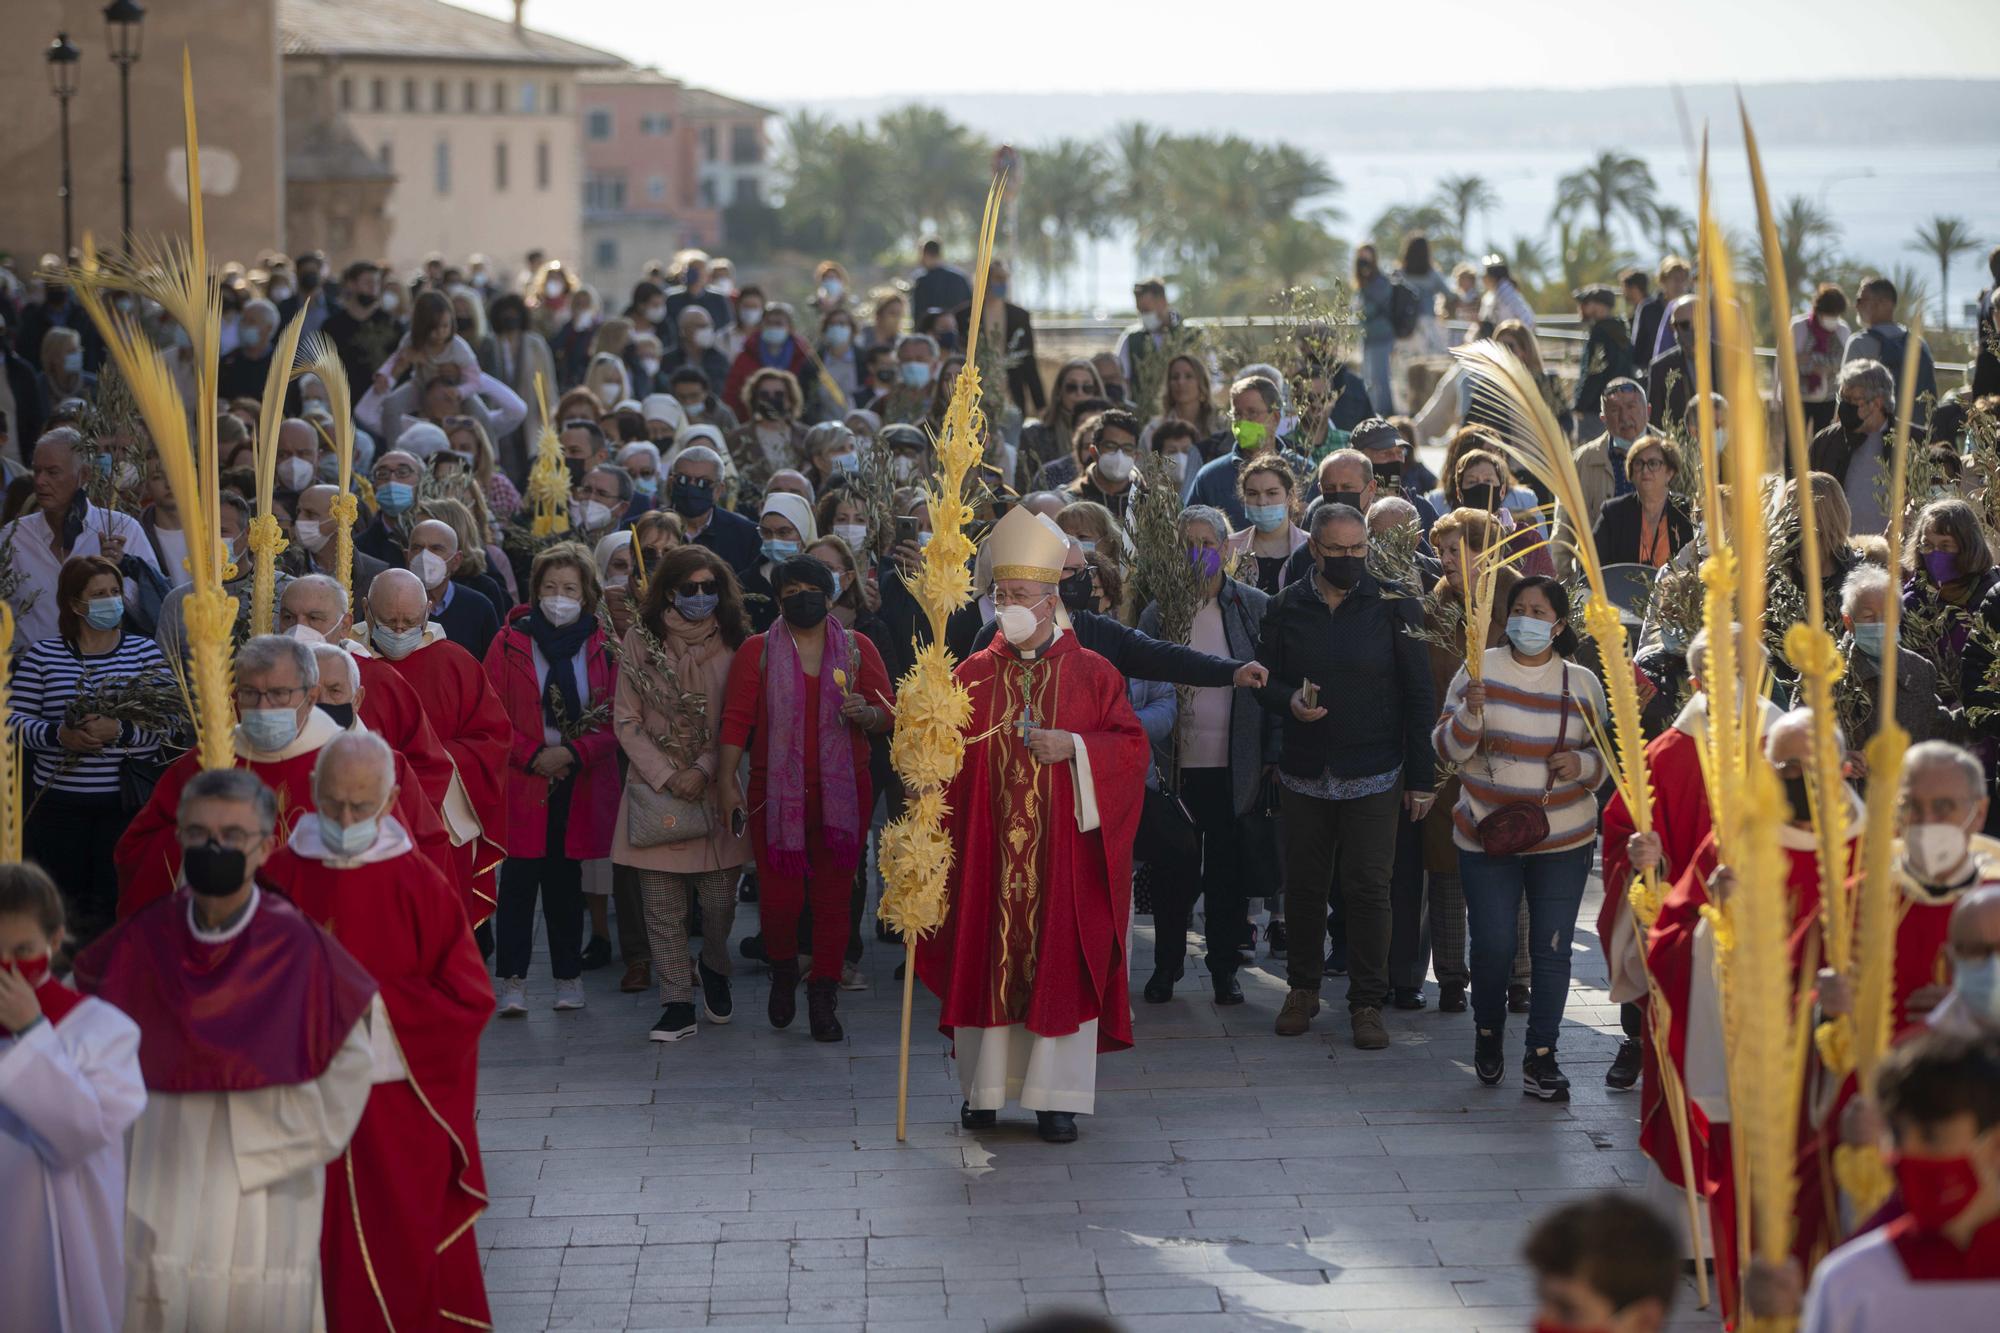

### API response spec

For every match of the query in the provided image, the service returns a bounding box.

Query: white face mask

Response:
[1165,451,1189,482]
[287,623,327,645]
[277,456,316,493]
[1818,314,1841,333]
[693,327,716,350]
[293,518,328,551]
[833,522,869,550]
[546,278,565,299]
[995,598,1047,647]
[1140,310,1163,333]
[571,498,613,531]
[410,549,450,589]
[540,595,582,627]
[1095,449,1134,483]
[1905,820,1975,884]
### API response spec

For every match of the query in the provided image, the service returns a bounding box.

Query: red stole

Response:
[915,632,1150,1052]
[72,889,376,1092]
[1887,1214,2000,1281]
[260,838,492,1331]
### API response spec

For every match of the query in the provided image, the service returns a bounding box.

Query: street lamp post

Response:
[105,0,147,248]
[46,32,81,262]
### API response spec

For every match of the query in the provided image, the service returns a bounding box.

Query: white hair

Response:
[1903,741,1986,804]
[1840,564,1892,619]
[311,730,395,800]
[237,633,319,688]
[671,443,724,474]
[310,644,358,691]
[1366,496,1419,530]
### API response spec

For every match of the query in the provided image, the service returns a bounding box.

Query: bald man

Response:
[290,484,391,591]
[259,731,492,1331]
[407,518,500,657]
[353,568,510,928]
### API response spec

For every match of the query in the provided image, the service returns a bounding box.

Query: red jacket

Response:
[722,337,815,418]
[482,608,621,860]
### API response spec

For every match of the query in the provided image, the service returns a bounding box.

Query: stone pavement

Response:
[474,874,1715,1332]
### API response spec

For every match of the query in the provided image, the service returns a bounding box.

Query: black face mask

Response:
[1058,567,1094,612]
[1320,555,1366,590]
[1321,489,1364,512]
[565,458,588,488]
[1372,459,1403,486]
[182,840,249,898]
[318,702,356,730]
[1782,772,1814,823]
[670,478,715,519]
[1837,400,1864,436]
[780,589,829,629]
[755,395,788,420]
[1673,323,1695,353]
[353,290,378,309]
[1462,482,1500,513]
[298,270,322,293]
[1103,383,1128,404]
[492,314,522,334]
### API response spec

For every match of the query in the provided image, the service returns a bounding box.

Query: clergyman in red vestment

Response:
[351,568,511,928]
[917,509,1148,1145]
[258,731,493,1332]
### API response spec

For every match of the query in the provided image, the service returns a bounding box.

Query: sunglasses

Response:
[679,579,718,596]
[1061,381,1093,395]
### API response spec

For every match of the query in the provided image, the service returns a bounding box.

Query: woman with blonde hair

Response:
[442,413,522,521]
[1056,499,1136,623]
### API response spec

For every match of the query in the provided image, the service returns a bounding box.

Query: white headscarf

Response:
[759,491,817,546]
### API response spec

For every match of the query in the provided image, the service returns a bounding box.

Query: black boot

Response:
[960,1101,996,1130]
[1143,956,1184,1004]
[768,959,799,1029]
[1035,1110,1079,1143]
[806,978,843,1042]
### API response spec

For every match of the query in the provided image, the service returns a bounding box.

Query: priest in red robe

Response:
[76,768,379,1331]
[114,634,451,918]
[1645,706,1861,1324]
[258,731,493,1332]
[281,575,458,822]
[351,568,511,929]
[916,508,1149,1145]
[1601,628,1781,1197]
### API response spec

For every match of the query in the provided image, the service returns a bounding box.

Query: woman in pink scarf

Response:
[719,556,894,1041]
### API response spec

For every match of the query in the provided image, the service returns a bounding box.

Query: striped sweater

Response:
[8,632,173,798]
[1433,646,1608,855]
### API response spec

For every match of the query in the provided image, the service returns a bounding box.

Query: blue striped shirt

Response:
[8,632,173,797]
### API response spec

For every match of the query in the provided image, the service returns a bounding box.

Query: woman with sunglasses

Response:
[612,545,754,1042]
[1021,358,1107,491]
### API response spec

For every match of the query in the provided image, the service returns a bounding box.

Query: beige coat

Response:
[611,624,750,873]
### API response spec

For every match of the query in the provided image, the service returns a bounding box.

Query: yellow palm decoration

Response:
[249,310,310,635]
[0,605,20,861]
[527,375,571,537]
[881,172,1006,1143]
[293,337,360,603]
[63,52,234,768]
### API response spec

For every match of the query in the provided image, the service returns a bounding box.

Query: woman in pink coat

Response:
[482,543,621,1014]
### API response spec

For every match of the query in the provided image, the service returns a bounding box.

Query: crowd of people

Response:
[2,227,1999,1329]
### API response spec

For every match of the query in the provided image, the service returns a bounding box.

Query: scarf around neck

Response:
[763,617,861,877]
[523,609,594,733]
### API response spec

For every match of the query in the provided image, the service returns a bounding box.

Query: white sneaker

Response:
[497,977,527,1016]
[553,978,586,1011]
[838,962,866,991]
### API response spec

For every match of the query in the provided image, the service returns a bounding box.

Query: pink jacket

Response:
[483,609,621,860]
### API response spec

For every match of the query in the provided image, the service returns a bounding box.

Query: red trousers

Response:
[754,802,858,983]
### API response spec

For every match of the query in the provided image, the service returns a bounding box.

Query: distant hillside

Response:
[791,81,2000,151]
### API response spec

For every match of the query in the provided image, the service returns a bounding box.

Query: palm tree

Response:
[1109,120,1162,274]
[1552,151,1658,246]
[875,104,989,245]
[1907,215,1982,329]
[1761,195,1841,306]
[1433,173,1498,255]
[1369,204,1456,261]
[1505,235,1554,291]
[775,111,893,259]
[1258,216,1345,291]
[1019,138,1111,308]
[1648,203,1695,262]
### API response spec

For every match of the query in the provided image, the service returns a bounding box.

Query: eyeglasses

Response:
[1630,457,1669,475]
[235,684,305,708]
[178,826,262,852]
[679,579,718,596]
[1317,541,1368,558]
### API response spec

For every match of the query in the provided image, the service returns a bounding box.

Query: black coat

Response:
[1630,295,1667,374]
[1252,571,1435,791]
[910,265,974,322]
[1590,494,1695,568]
[687,505,762,579]
[1574,317,1636,414]
[1646,345,1694,435]
[951,301,1044,413]
[435,580,502,658]
[967,608,1240,689]
[3,349,44,446]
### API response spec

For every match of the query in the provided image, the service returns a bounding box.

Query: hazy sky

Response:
[466,0,1999,101]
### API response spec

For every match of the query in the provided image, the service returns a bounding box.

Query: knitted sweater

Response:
[1433,646,1608,855]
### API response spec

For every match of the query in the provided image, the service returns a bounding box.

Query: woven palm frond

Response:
[292,335,359,601]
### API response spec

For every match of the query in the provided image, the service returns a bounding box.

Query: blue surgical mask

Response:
[1953,954,2000,1025]
[900,362,933,389]
[1244,503,1289,533]
[62,350,83,376]
[241,706,302,752]
[633,475,658,497]
[760,325,789,349]
[1505,615,1555,655]
[372,623,425,659]
[376,481,415,514]
[1851,621,1887,660]
[826,325,853,348]
[832,451,861,475]
[1659,627,1689,654]
[318,811,378,859]
[762,538,800,563]
[674,590,718,621]
[85,595,125,630]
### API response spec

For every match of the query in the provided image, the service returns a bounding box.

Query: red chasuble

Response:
[351,652,456,817]
[916,632,1149,1052]
[111,711,452,918]
[261,828,493,1333]
[359,636,511,927]
[72,888,376,1092]
[1647,825,1853,1325]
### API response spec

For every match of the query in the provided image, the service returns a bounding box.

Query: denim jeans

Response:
[1458,842,1594,1051]
[1362,339,1396,416]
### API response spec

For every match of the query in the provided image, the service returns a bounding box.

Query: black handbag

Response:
[1136,782,1201,866]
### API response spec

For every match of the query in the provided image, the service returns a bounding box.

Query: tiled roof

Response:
[679,86,777,120]
[281,0,622,67]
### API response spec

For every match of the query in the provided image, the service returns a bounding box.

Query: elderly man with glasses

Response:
[112,634,451,918]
